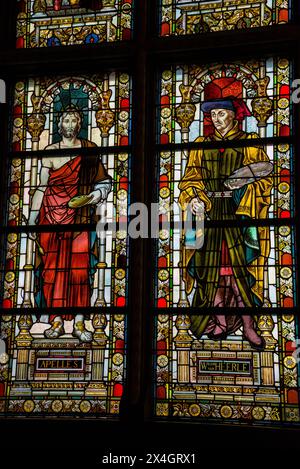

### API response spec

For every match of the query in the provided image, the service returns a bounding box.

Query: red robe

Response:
[36,142,109,321]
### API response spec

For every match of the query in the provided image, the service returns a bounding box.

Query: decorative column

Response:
[174,315,193,383]
[252,72,276,385]
[175,72,196,307]
[95,76,115,308]
[16,90,45,345]
[22,92,46,309]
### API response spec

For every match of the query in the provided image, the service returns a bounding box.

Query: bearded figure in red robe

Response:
[28,107,112,342]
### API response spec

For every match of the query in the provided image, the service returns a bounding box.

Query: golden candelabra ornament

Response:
[257,314,277,350]
[102,0,117,9]
[251,77,273,127]
[92,313,109,347]
[175,84,196,132]
[33,0,47,15]
[15,315,33,347]
[69,0,80,6]
[174,314,193,349]
[27,94,46,142]
[96,89,115,138]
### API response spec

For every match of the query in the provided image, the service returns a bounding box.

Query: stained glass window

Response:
[154,58,300,423]
[16,0,134,48]
[160,0,291,36]
[0,72,131,416]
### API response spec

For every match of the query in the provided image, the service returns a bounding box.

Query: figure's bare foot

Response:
[243,327,265,350]
[207,325,227,340]
[72,321,92,342]
[242,316,265,350]
[44,321,65,339]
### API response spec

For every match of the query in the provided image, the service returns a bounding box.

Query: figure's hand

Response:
[86,190,104,205]
[190,198,205,216]
[27,211,38,241]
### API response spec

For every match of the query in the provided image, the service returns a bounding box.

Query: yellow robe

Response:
[178,122,273,309]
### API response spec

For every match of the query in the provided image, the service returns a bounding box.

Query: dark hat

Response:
[201,98,236,113]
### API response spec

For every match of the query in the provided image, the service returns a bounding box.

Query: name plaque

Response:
[198,360,251,375]
[36,358,85,372]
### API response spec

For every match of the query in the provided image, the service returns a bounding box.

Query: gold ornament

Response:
[252,406,265,420]
[92,314,108,347]
[282,314,294,323]
[51,400,63,413]
[279,226,290,237]
[27,94,46,142]
[158,269,169,281]
[174,314,193,349]
[112,353,124,365]
[15,315,33,347]
[102,0,117,9]
[117,189,127,201]
[278,182,290,194]
[23,400,35,413]
[251,77,273,127]
[156,403,169,417]
[33,0,47,15]
[79,400,91,413]
[115,269,126,280]
[118,153,128,162]
[7,233,18,243]
[114,314,125,322]
[175,85,196,132]
[157,355,168,367]
[160,187,170,199]
[69,0,80,6]
[189,403,201,417]
[220,405,233,419]
[280,267,292,279]
[96,90,115,138]
[284,355,296,369]
[5,272,15,283]
[257,315,277,350]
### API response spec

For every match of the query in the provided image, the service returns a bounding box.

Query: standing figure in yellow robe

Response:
[178,97,273,350]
